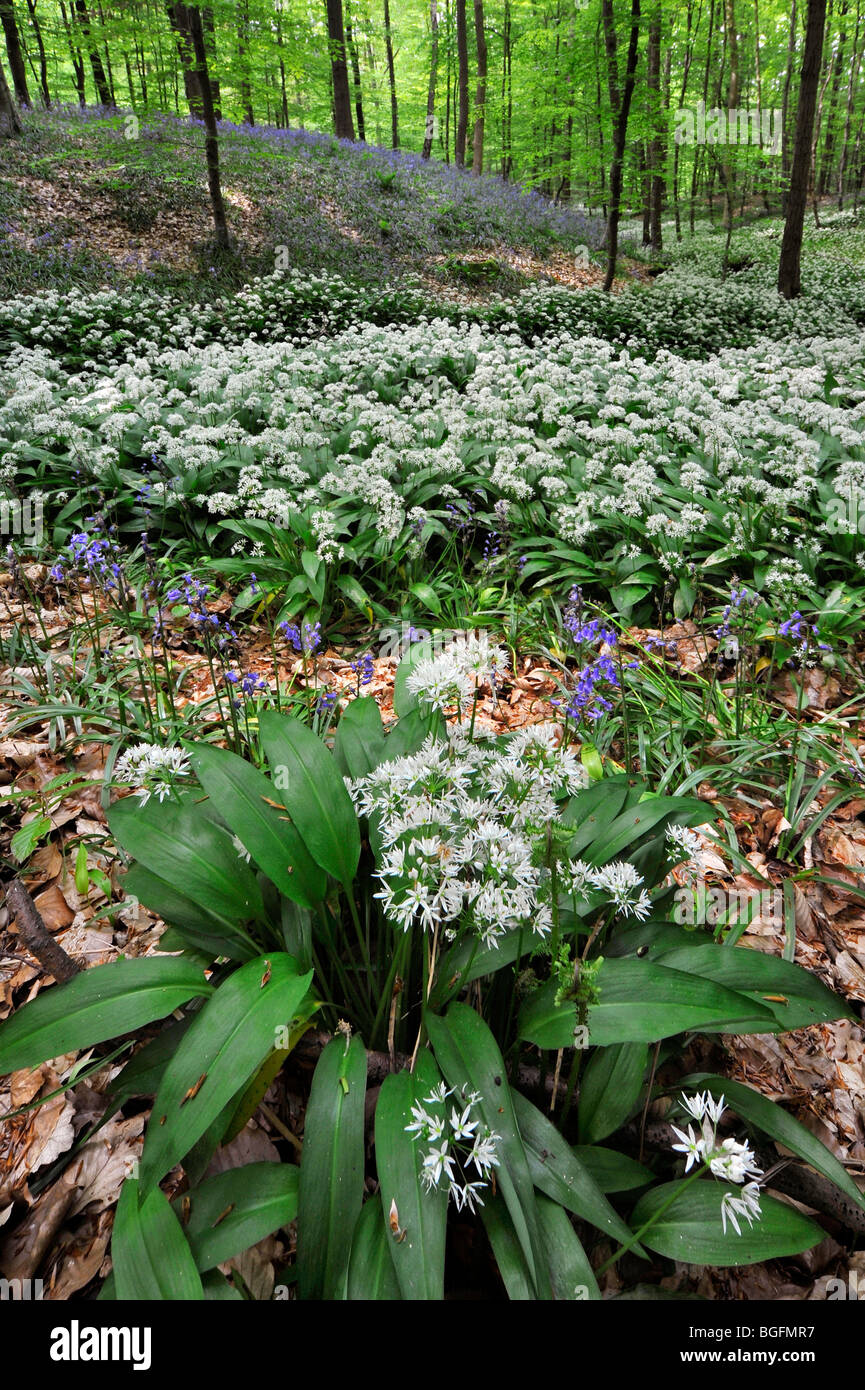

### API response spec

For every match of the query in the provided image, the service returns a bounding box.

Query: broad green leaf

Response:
[297,1033,367,1300]
[112,1177,204,1300]
[427,1005,551,1298]
[139,954,313,1191]
[259,712,360,890]
[679,1073,865,1214]
[630,1180,824,1266]
[108,1016,193,1104]
[347,1199,402,1301]
[392,639,434,718]
[374,1051,448,1300]
[519,959,776,1049]
[333,696,386,779]
[109,796,265,926]
[512,1091,642,1251]
[0,957,212,1075]
[479,1191,536,1300]
[572,1146,655,1194]
[202,1270,244,1300]
[578,1042,648,1143]
[654,944,856,1031]
[586,797,710,865]
[536,1194,600,1301]
[187,741,326,908]
[173,1163,299,1271]
[122,863,258,962]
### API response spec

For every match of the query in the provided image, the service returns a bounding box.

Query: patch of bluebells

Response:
[554,590,636,723]
[778,610,831,656]
[225,670,268,705]
[280,619,322,655]
[351,651,374,693]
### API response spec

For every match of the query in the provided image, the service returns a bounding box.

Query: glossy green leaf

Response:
[139,953,313,1191]
[187,742,327,908]
[536,1194,600,1300]
[479,1192,536,1301]
[512,1090,642,1251]
[347,1199,402,1301]
[112,1177,204,1301]
[519,958,776,1049]
[259,712,360,890]
[630,1180,824,1266]
[578,1042,649,1143]
[374,1051,448,1300]
[572,1146,655,1194]
[109,795,265,926]
[0,956,212,1075]
[427,1005,551,1298]
[333,696,386,779]
[122,863,257,962]
[173,1163,299,1271]
[297,1033,367,1300]
[654,944,856,1031]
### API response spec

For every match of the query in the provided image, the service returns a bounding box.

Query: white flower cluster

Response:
[405,632,507,714]
[348,711,651,946]
[671,1092,764,1237]
[113,744,191,805]
[406,1081,501,1213]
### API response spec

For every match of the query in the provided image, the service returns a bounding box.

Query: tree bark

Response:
[326,0,355,140]
[345,8,365,141]
[0,51,20,132]
[74,0,113,105]
[24,0,49,106]
[455,0,468,166]
[187,4,230,249]
[602,0,642,293]
[0,0,30,106]
[166,2,203,117]
[778,0,828,297]
[422,0,438,158]
[471,0,486,173]
[383,0,398,147]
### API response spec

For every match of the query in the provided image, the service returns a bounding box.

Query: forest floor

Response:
[2,108,865,1303]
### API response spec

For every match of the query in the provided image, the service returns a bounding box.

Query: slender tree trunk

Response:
[345,9,365,140]
[819,1,847,193]
[422,0,438,158]
[0,0,30,105]
[24,0,50,106]
[326,0,355,139]
[383,0,398,146]
[237,0,253,124]
[602,0,642,293]
[646,1,663,249]
[166,2,202,116]
[781,0,798,209]
[203,7,219,117]
[187,4,230,249]
[455,0,468,166]
[471,0,486,173]
[0,50,20,131]
[74,0,112,105]
[837,0,863,205]
[779,0,828,296]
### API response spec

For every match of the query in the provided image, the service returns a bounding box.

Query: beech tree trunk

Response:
[187,4,230,249]
[422,0,438,158]
[455,0,468,166]
[779,0,828,296]
[326,0,355,140]
[345,9,365,141]
[0,53,20,133]
[25,0,51,106]
[383,0,398,147]
[0,0,30,106]
[471,0,486,173]
[74,0,113,105]
[602,0,642,292]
